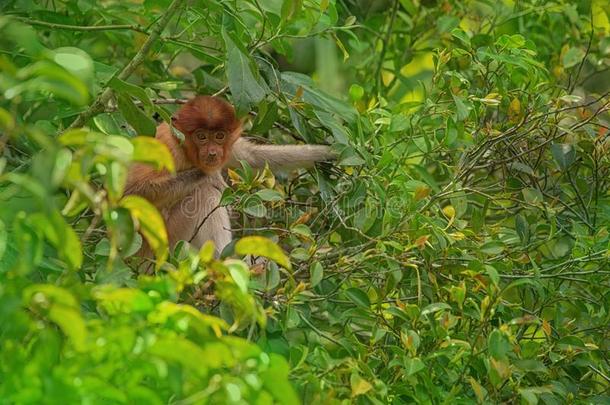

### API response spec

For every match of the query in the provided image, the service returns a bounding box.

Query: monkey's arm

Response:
[124,165,204,209]
[227,138,335,170]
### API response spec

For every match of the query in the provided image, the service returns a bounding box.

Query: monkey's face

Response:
[173,95,242,173]
[188,128,235,172]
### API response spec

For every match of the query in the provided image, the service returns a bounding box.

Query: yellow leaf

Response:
[350,374,373,397]
[227,168,241,184]
[400,52,434,77]
[490,357,511,380]
[414,185,431,201]
[449,231,466,241]
[294,86,304,100]
[442,205,456,219]
[293,211,312,225]
[593,0,610,31]
[469,377,485,403]
[235,236,292,270]
[508,98,521,121]
[262,165,275,188]
[120,195,168,266]
[542,319,551,337]
[199,240,215,263]
[414,235,430,249]
[131,136,175,173]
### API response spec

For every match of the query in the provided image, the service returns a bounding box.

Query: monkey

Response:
[124,95,334,259]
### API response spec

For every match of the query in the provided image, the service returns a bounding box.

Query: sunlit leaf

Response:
[350,373,373,397]
[120,195,168,265]
[131,136,175,172]
[235,236,292,270]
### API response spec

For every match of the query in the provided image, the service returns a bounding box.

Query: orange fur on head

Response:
[172,96,242,174]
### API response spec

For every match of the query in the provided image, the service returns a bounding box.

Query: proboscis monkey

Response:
[125,95,334,258]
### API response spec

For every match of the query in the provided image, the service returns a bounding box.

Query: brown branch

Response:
[14,17,148,34]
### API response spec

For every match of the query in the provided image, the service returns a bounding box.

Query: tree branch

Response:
[67,0,185,130]
[14,17,148,34]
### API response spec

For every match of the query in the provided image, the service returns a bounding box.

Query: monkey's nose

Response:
[208,151,217,157]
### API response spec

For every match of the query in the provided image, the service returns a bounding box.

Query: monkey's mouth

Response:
[201,156,221,169]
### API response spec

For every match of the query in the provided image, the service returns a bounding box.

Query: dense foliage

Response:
[1,0,609,403]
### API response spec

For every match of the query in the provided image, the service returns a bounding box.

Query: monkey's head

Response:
[172,95,242,173]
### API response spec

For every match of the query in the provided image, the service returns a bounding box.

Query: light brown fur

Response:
[125,96,334,259]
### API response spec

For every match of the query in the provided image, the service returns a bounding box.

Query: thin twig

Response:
[13,16,148,33]
[374,0,399,95]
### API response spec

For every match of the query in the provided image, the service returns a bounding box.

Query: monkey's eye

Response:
[215,132,226,141]
[194,130,206,141]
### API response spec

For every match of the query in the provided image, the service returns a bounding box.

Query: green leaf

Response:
[255,188,283,202]
[13,60,89,105]
[496,34,526,48]
[52,47,94,85]
[515,214,529,245]
[242,197,267,218]
[519,389,539,405]
[24,284,79,308]
[93,286,154,314]
[109,77,154,114]
[0,219,6,262]
[226,260,250,293]
[24,285,86,351]
[131,136,175,172]
[148,337,209,376]
[58,128,99,146]
[480,241,505,255]
[551,143,576,171]
[488,329,509,360]
[404,357,425,376]
[48,304,87,352]
[309,261,324,288]
[117,93,157,136]
[522,188,543,204]
[29,211,83,269]
[562,47,585,68]
[281,0,303,23]
[149,301,227,337]
[222,28,267,114]
[261,354,300,405]
[349,84,364,101]
[105,161,127,202]
[281,72,358,123]
[2,18,47,56]
[451,28,471,46]
[420,302,451,317]
[345,288,370,308]
[235,236,292,270]
[452,94,470,121]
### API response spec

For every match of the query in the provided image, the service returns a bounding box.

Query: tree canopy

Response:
[1,0,609,403]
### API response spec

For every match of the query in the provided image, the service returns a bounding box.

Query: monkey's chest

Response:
[163,176,229,249]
